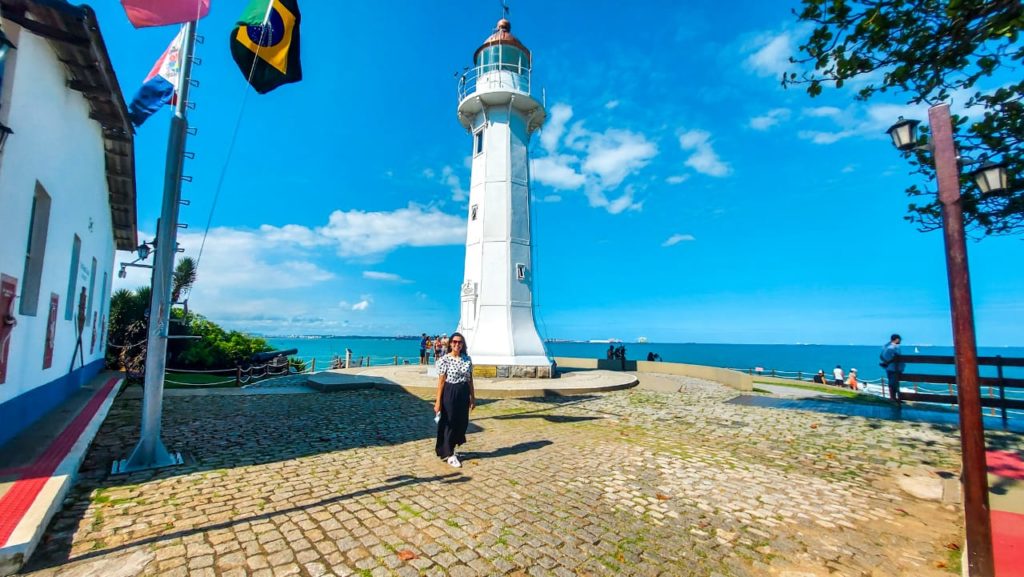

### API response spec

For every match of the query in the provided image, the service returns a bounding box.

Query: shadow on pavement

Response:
[23,471,467,572]
[462,440,554,461]
[491,414,600,423]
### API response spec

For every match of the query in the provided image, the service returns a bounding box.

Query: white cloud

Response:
[841,165,856,173]
[749,108,791,131]
[258,223,325,248]
[351,299,371,311]
[540,103,573,154]
[605,100,620,110]
[797,129,855,144]
[534,194,562,203]
[678,130,731,177]
[363,271,412,283]
[745,31,795,78]
[531,155,586,189]
[795,102,927,145]
[274,204,466,258]
[532,106,657,214]
[666,175,690,185]
[662,234,696,247]
[582,129,658,189]
[112,227,338,333]
[803,106,843,118]
[163,227,334,292]
[441,166,467,201]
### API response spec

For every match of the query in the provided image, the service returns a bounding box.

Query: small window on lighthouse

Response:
[471,204,478,220]
[516,264,526,281]
[474,130,484,156]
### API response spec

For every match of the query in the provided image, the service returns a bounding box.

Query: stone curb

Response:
[0,374,123,577]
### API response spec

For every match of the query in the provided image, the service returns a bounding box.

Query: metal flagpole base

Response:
[112,438,183,474]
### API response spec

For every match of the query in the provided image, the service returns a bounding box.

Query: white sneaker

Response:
[447,454,462,468]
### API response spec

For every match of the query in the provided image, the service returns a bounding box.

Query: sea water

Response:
[266,337,1024,383]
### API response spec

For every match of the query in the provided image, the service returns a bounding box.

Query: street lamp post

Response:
[889,103,995,576]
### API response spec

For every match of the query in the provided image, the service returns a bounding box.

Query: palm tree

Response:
[105,254,194,375]
[171,256,197,304]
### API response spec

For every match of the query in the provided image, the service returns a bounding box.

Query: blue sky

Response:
[98,1,1023,346]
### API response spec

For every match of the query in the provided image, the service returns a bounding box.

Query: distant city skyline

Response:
[98,1,1023,347]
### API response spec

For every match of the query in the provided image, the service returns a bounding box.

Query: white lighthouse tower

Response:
[456,18,552,378]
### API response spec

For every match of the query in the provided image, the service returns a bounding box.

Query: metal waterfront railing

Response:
[457,63,532,102]
[737,359,1024,421]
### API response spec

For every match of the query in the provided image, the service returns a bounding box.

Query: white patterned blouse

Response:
[436,354,473,384]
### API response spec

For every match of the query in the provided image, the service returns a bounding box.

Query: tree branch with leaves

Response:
[785,0,1023,235]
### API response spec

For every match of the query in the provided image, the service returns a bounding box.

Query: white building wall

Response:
[0,24,117,405]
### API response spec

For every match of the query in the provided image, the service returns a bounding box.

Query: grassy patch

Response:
[945,545,962,574]
[445,519,460,528]
[755,381,897,405]
[398,503,422,519]
[90,510,104,531]
[163,371,238,388]
[627,392,667,407]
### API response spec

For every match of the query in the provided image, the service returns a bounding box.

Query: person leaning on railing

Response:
[879,334,905,401]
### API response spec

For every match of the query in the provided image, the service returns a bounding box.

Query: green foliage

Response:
[105,288,148,375]
[786,0,1024,235]
[287,356,307,373]
[175,315,271,369]
[105,257,270,373]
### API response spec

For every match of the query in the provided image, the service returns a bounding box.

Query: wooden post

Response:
[235,367,241,387]
[996,356,1006,424]
[311,358,316,373]
[394,355,399,365]
[929,103,993,576]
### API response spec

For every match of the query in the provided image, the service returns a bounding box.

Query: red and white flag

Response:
[120,0,210,28]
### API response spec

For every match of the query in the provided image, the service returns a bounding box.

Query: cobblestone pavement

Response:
[19,375,1019,577]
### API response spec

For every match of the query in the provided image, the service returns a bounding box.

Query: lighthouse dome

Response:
[473,19,531,70]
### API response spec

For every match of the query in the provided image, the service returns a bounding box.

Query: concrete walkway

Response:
[307,365,638,398]
[751,383,844,399]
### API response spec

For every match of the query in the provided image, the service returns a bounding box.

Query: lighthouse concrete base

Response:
[472,364,554,379]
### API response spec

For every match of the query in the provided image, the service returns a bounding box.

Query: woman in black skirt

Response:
[434,332,474,467]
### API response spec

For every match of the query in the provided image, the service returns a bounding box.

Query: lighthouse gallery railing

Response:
[458,62,532,102]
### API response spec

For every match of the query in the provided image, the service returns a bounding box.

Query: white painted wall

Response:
[457,80,549,367]
[0,24,117,403]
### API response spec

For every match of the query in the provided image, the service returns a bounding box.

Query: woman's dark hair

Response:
[449,331,468,356]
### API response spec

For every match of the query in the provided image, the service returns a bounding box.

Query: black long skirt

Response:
[435,380,471,459]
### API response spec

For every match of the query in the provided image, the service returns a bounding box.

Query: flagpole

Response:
[120,19,198,473]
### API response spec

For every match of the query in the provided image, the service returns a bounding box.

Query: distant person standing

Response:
[832,365,844,387]
[880,333,904,401]
[846,368,859,391]
[419,333,429,365]
[607,345,615,360]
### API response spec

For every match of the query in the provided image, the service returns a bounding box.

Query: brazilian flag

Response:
[230,0,302,94]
